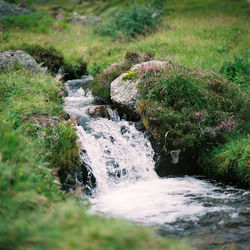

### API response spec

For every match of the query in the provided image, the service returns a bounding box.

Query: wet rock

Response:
[0,50,47,73]
[88,105,110,119]
[0,0,29,18]
[110,60,167,111]
[170,149,181,164]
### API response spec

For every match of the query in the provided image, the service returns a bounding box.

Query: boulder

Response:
[0,50,46,73]
[88,105,110,119]
[110,60,167,111]
[0,1,29,18]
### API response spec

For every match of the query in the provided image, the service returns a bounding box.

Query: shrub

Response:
[97,3,161,39]
[0,11,54,33]
[220,50,250,90]
[92,51,154,102]
[136,62,246,155]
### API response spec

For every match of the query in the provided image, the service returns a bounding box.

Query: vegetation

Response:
[137,62,245,150]
[0,11,54,33]
[220,50,250,90]
[96,3,161,39]
[199,136,250,186]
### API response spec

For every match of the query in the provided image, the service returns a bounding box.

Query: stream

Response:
[64,77,250,249]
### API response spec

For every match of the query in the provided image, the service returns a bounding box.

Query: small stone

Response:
[170,149,181,164]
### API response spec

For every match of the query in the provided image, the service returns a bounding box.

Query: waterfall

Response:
[76,117,157,194]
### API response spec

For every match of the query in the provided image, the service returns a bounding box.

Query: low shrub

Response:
[199,136,250,187]
[97,3,161,39]
[220,50,250,90]
[136,62,246,156]
[0,11,54,33]
[92,51,154,102]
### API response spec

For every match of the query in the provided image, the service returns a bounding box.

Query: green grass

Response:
[199,136,250,187]
[0,0,249,72]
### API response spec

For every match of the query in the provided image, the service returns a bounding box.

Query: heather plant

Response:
[136,62,246,155]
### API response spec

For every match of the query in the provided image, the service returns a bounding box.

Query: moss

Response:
[122,70,139,81]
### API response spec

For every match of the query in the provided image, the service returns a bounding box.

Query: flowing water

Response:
[64,78,250,249]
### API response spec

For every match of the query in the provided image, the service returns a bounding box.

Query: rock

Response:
[55,14,65,21]
[69,15,102,25]
[170,149,181,164]
[0,50,47,73]
[88,105,110,119]
[0,0,29,18]
[81,75,94,82]
[110,60,167,111]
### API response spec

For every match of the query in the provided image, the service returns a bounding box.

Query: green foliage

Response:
[41,120,81,189]
[0,11,54,33]
[137,62,246,154]
[43,121,79,169]
[97,3,161,39]
[199,136,250,187]
[63,58,88,81]
[220,50,250,90]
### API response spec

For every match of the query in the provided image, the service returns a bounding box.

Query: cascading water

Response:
[64,78,250,249]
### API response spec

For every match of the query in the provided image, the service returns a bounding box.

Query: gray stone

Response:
[0,1,29,18]
[110,60,167,111]
[55,14,65,21]
[0,50,46,73]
